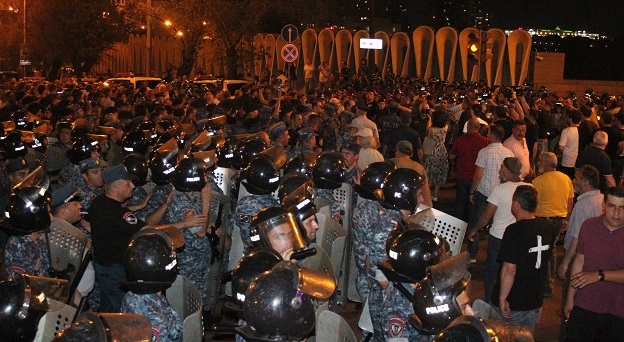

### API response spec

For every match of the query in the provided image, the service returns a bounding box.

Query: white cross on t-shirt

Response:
[528,235,550,269]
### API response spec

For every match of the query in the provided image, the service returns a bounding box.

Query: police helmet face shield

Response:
[3,167,52,235]
[0,275,69,341]
[281,183,318,240]
[189,130,212,152]
[410,252,472,335]
[259,146,288,169]
[272,261,337,300]
[149,138,179,184]
[250,208,306,252]
[278,173,311,203]
[189,150,216,169]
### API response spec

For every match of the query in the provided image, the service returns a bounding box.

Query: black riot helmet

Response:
[67,137,100,165]
[2,167,52,235]
[237,261,336,341]
[355,161,396,200]
[122,227,184,294]
[376,168,424,212]
[232,138,267,170]
[0,274,69,342]
[1,130,27,159]
[241,154,280,195]
[121,130,149,156]
[173,156,208,192]
[432,315,535,342]
[249,207,307,252]
[28,132,48,154]
[410,252,472,335]
[149,138,179,185]
[311,151,346,190]
[278,172,311,203]
[216,138,236,168]
[378,228,448,284]
[122,154,149,186]
[283,152,317,177]
[55,312,153,342]
[231,248,283,311]
[202,114,227,135]
[282,183,318,241]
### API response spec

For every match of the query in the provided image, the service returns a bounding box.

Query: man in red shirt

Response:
[449,118,488,260]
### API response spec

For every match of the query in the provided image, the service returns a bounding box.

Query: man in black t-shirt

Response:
[88,164,146,312]
[491,185,554,333]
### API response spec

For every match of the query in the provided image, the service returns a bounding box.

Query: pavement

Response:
[210,181,565,341]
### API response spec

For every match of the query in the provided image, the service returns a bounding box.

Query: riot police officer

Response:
[120,228,184,342]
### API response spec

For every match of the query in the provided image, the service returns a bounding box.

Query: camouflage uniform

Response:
[337,126,359,150]
[369,208,404,342]
[120,292,183,342]
[126,186,150,221]
[381,283,431,342]
[140,183,173,221]
[4,234,50,277]
[315,188,342,223]
[163,190,212,310]
[75,183,103,211]
[230,194,279,250]
[351,198,383,301]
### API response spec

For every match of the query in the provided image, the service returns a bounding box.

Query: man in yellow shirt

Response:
[531,152,574,297]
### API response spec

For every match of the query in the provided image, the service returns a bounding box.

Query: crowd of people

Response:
[0,64,622,341]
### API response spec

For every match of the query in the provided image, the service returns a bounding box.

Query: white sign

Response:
[20,60,31,66]
[360,38,383,50]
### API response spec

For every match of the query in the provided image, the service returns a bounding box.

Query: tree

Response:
[130,0,277,78]
[28,0,127,79]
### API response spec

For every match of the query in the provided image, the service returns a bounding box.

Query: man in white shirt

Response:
[557,110,582,180]
[504,119,532,179]
[467,157,532,302]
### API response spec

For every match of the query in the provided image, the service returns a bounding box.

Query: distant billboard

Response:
[360,38,383,50]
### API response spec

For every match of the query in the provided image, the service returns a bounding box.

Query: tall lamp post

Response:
[146,0,151,75]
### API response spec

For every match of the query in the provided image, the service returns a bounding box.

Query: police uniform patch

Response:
[124,212,138,224]
[388,315,406,338]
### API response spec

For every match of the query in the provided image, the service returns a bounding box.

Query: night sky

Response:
[484,0,624,39]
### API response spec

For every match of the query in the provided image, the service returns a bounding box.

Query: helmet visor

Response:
[273,261,336,300]
[260,146,288,169]
[21,274,69,312]
[80,312,153,341]
[427,251,471,294]
[254,212,307,252]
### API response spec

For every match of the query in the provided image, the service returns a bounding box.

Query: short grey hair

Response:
[593,130,608,146]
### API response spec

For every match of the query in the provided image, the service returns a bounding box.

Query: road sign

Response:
[281,44,299,63]
[281,24,299,43]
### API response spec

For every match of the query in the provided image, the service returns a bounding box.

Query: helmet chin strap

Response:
[393,281,414,302]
